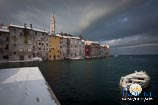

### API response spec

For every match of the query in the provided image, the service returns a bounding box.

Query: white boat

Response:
[120,71,150,91]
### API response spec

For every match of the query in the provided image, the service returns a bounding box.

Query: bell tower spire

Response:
[50,13,55,35]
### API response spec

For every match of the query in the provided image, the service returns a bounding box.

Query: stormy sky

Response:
[0,0,158,55]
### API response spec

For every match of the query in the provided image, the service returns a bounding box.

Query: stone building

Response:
[67,36,85,59]
[33,29,49,60]
[79,39,85,58]
[56,33,69,60]
[8,24,34,61]
[85,41,106,58]
[48,35,61,60]
[104,44,110,57]
[51,33,85,60]
[8,24,49,61]
[85,41,100,58]
[60,36,69,59]
[48,34,69,61]
[91,42,100,58]
[0,26,9,62]
[99,45,106,57]
[85,41,91,58]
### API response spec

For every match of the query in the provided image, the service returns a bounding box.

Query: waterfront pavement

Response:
[0,67,60,105]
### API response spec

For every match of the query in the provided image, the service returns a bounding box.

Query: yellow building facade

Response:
[48,36,61,60]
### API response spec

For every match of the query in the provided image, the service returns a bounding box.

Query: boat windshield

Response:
[137,77,144,80]
[128,79,132,83]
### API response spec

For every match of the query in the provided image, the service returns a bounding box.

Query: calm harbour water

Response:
[0,55,158,105]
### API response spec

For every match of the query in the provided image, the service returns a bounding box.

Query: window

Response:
[14,36,17,41]
[6,37,9,41]
[13,52,16,55]
[19,48,23,52]
[28,55,31,58]
[0,48,3,53]
[13,28,16,33]
[5,44,9,50]
[3,55,9,60]
[19,55,24,60]
[28,48,32,52]
[20,32,23,36]
[35,31,37,35]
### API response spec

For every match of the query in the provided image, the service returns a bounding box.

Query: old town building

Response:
[85,41,100,58]
[90,42,100,58]
[8,24,49,61]
[85,41,109,58]
[48,35,61,60]
[104,44,110,57]
[67,36,85,59]
[33,29,49,60]
[0,26,9,62]
[85,41,91,58]
[8,24,34,61]
[56,33,69,60]
[99,45,106,57]
[49,33,85,60]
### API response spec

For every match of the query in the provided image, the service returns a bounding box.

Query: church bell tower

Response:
[50,14,55,35]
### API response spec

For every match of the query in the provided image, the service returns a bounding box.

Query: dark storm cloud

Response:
[82,0,158,40]
[0,0,110,31]
[0,0,147,33]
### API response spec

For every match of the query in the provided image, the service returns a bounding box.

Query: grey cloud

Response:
[105,33,158,47]
[0,0,146,34]
[81,0,158,40]
[104,33,158,55]
[1,0,108,33]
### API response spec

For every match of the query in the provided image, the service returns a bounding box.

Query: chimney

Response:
[30,24,33,29]
[24,23,27,28]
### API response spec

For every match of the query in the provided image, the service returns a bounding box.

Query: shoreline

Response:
[0,56,108,64]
